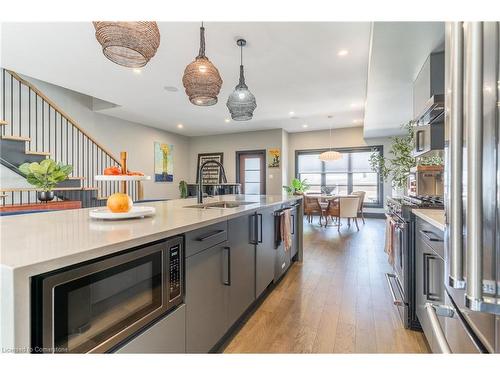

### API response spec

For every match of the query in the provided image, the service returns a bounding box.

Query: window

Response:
[295,146,383,207]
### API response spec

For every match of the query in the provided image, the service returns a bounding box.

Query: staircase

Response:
[0,69,140,208]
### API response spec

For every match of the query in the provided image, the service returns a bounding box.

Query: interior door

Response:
[237,150,266,195]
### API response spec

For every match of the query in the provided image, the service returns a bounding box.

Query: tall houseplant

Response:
[368,122,443,190]
[19,159,73,202]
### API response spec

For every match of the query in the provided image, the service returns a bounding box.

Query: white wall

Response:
[3,75,191,200]
[188,129,285,195]
[288,127,393,212]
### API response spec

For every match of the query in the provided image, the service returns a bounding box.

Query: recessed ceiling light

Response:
[350,102,363,108]
[353,119,363,124]
[289,111,295,116]
[177,124,184,129]
[302,124,308,128]
[133,68,142,74]
[164,86,179,92]
[225,118,230,123]
[337,49,349,57]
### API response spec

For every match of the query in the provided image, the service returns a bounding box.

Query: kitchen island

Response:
[0,194,303,353]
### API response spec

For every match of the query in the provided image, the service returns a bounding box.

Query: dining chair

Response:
[322,198,339,227]
[303,195,324,225]
[326,196,360,231]
[351,191,366,224]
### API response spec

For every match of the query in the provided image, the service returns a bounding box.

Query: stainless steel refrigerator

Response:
[428,21,500,353]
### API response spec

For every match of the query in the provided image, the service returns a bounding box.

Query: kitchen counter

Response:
[0,194,301,350]
[412,209,445,231]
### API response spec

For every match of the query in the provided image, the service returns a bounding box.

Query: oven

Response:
[31,236,184,353]
[385,212,409,327]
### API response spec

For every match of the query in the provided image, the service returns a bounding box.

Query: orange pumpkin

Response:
[107,193,133,213]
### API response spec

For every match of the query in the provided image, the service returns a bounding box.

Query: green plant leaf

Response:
[18,163,31,176]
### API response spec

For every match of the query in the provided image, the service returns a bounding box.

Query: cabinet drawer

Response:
[185,221,228,258]
[416,217,444,258]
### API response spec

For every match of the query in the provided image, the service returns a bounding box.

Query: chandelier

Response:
[319,125,342,161]
[226,39,257,121]
[182,23,223,106]
[93,22,160,68]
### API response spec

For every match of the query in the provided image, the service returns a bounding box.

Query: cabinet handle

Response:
[223,246,231,286]
[249,214,258,245]
[291,214,295,235]
[424,253,440,301]
[197,229,225,242]
[420,230,443,243]
[257,213,263,243]
[385,273,404,306]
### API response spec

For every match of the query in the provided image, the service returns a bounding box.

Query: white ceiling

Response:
[1,22,444,138]
[363,22,445,138]
[1,22,371,136]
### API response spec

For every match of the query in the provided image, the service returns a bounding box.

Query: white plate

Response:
[89,206,156,220]
[94,175,151,181]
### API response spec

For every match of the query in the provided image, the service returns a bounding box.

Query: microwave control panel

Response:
[168,244,182,301]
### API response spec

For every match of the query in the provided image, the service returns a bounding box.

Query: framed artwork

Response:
[268,148,280,168]
[154,142,174,182]
[196,153,224,184]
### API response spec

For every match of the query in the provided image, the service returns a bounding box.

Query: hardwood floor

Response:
[223,218,430,353]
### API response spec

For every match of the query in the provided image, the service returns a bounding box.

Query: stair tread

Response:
[25,151,51,156]
[0,120,8,125]
[1,186,97,192]
[1,135,31,142]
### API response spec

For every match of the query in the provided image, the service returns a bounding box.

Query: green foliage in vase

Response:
[283,178,310,194]
[179,180,189,199]
[368,122,443,189]
[18,159,73,192]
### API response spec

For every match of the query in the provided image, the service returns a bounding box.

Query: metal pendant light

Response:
[182,22,223,106]
[319,125,342,161]
[226,39,257,121]
[93,22,160,68]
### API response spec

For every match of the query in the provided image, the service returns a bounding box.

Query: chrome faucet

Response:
[197,160,228,204]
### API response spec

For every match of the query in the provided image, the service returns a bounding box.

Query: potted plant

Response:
[179,180,189,199]
[283,178,310,195]
[18,159,73,202]
[368,122,443,193]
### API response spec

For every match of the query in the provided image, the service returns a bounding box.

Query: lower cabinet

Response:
[185,241,228,353]
[255,207,275,298]
[115,304,186,353]
[227,214,256,327]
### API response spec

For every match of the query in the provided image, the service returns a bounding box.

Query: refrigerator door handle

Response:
[448,21,466,290]
[425,303,452,354]
[464,22,486,312]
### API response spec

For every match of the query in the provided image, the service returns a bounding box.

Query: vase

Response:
[38,191,55,202]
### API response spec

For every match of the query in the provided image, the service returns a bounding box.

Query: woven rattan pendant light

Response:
[93,22,160,68]
[182,23,223,106]
[226,39,257,121]
[319,125,342,161]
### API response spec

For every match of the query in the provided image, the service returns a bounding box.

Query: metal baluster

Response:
[35,94,38,150]
[28,87,31,146]
[49,107,52,156]
[87,136,89,189]
[2,69,5,136]
[66,118,68,165]
[10,73,13,136]
[18,79,21,137]
[42,100,44,153]
[72,122,74,175]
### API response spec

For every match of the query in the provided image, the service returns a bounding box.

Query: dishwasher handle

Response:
[385,273,404,306]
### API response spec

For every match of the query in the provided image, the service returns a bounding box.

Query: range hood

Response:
[413,51,445,125]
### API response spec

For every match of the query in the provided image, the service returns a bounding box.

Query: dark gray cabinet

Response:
[116,304,186,353]
[415,217,445,353]
[185,241,228,353]
[255,207,275,298]
[227,214,256,327]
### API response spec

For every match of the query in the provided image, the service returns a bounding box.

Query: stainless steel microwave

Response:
[31,236,184,353]
[407,166,444,197]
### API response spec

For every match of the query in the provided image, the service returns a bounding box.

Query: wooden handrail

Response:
[6,70,120,164]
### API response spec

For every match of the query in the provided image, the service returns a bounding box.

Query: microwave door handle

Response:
[425,303,452,353]
[465,22,484,310]
[448,21,466,290]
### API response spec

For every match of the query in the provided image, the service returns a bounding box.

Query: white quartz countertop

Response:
[412,209,445,231]
[0,194,301,274]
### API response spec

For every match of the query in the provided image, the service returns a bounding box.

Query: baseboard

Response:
[363,212,385,219]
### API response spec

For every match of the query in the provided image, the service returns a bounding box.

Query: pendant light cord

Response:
[239,42,246,86]
[198,21,206,58]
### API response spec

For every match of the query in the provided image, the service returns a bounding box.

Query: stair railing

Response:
[1,69,141,207]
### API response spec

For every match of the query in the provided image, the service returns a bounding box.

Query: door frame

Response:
[235,149,267,195]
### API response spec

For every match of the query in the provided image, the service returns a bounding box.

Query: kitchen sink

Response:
[184,201,258,209]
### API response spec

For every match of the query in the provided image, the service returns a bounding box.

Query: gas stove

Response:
[386,195,444,221]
